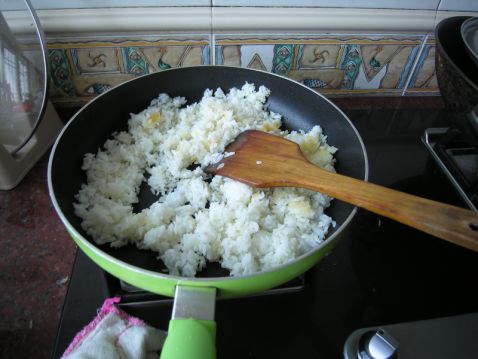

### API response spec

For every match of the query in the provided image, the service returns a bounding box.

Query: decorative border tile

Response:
[405,35,439,95]
[214,35,426,96]
[47,35,211,105]
[48,48,75,98]
[47,33,442,105]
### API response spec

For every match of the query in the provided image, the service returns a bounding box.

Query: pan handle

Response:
[160,286,217,359]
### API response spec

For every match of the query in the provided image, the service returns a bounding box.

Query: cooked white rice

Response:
[74,83,337,277]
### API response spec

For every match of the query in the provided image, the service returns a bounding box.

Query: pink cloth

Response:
[62,297,166,359]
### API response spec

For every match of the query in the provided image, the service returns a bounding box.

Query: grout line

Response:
[210,4,215,65]
[401,33,428,96]
[434,0,441,30]
[211,33,215,65]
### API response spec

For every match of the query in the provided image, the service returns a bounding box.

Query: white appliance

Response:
[0,0,62,190]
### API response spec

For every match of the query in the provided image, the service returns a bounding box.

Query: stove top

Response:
[51,100,478,359]
[423,127,478,211]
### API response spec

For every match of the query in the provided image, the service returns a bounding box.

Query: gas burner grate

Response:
[104,271,305,305]
[423,128,478,211]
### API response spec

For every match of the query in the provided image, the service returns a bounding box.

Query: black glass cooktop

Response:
[52,98,478,359]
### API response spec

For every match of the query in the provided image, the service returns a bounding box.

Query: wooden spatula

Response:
[206,130,478,252]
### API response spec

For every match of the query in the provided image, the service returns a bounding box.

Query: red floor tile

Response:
[0,152,76,359]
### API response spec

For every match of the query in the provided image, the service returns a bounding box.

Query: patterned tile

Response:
[47,36,211,104]
[122,47,150,75]
[71,47,121,74]
[48,49,75,98]
[214,35,427,95]
[47,33,441,103]
[406,36,439,95]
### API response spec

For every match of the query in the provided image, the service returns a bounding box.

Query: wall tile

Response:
[405,36,439,95]
[47,36,211,105]
[438,0,478,12]
[214,34,426,96]
[46,33,442,104]
[212,0,440,10]
[71,47,122,74]
[1,0,210,10]
[48,48,76,98]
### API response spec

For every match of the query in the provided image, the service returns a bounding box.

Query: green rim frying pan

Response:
[48,66,368,358]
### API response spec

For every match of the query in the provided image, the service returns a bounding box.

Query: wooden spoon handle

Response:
[291,163,478,251]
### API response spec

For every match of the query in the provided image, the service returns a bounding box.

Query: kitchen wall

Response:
[4,0,478,106]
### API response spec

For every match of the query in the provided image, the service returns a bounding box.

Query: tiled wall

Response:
[406,36,438,94]
[37,3,476,106]
[47,33,438,106]
[48,36,211,105]
[214,35,435,96]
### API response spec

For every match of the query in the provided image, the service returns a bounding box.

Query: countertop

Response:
[0,96,450,359]
[0,153,76,358]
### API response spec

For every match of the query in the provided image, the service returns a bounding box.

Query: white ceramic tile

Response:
[438,0,478,12]
[5,7,211,34]
[0,0,210,11]
[212,7,436,32]
[212,0,440,10]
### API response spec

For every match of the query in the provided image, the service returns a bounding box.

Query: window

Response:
[2,46,19,102]
[18,59,29,102]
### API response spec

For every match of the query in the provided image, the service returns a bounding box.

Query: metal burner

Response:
[422,128,478,211]
[103,272,305,305]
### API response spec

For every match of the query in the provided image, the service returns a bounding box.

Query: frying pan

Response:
[48,66,368,358]
[461,17,478,66]
[435,16,478,148]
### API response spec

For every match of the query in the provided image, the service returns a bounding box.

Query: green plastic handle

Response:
[160,318,217,359]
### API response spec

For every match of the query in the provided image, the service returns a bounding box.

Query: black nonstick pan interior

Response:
[50,66,367,277]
